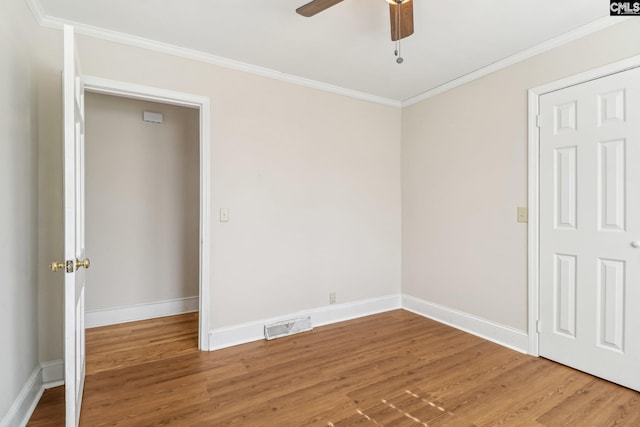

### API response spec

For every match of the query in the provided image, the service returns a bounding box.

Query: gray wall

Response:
[0,0,40,419]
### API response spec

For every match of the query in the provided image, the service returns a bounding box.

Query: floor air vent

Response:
[264,316,312,340]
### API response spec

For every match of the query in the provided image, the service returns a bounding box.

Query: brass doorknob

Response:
[76,258,91,270]
[50,261,65,272]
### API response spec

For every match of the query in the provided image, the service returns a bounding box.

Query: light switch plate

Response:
[517,207,528,223]
[220,208,229,222]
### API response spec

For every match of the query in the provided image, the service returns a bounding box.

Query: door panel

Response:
[597,258,624,352]
[539,66,640,391]
[598,139,625,231]
[553,253,576,338]
[63,24,87,426]
[554,145,577,229]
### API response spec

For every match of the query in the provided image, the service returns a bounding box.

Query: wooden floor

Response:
[28,310,639,426]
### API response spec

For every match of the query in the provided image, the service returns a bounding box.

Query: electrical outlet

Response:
[329,292,336,305]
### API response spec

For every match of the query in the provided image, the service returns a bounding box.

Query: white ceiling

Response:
[33,0,611,103]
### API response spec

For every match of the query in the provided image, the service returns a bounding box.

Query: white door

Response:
[63,24,88,426]
[539,66,640,391]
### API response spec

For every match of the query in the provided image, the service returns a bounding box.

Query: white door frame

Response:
[527,54,640,356]
[82,76,211,351]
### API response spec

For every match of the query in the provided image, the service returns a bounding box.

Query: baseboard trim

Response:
[0,359,66,427]
[0,365,43,427]
[41,359,64,385]
[208,294,530,352]
[402,294,529,354]
[209,295,401,350]
[86,296,199,328]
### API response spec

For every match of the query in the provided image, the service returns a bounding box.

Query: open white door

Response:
[62,24,88,426]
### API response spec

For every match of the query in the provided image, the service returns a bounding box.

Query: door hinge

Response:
[536,320,542,333]
[536,114,542,128]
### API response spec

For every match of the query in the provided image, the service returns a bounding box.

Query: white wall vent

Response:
[264,316,312,340]
[143,111,164,124]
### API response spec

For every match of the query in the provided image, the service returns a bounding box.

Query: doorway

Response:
[84,92,199,333]
[83,77,211,351]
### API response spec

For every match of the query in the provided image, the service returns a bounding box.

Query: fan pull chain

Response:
[394,0,403,64]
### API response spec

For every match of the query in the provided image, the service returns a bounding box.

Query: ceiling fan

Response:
[296,0,414,42]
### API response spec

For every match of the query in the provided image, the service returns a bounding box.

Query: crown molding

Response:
[28,6,401,108]
[24,0,45,25]
[24,0,629,109]
[402,17,632,107]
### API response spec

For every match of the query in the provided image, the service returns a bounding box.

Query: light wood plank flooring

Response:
[28,310,639,426]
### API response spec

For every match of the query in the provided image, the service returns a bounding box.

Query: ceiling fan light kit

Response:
[296,0,415,64]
